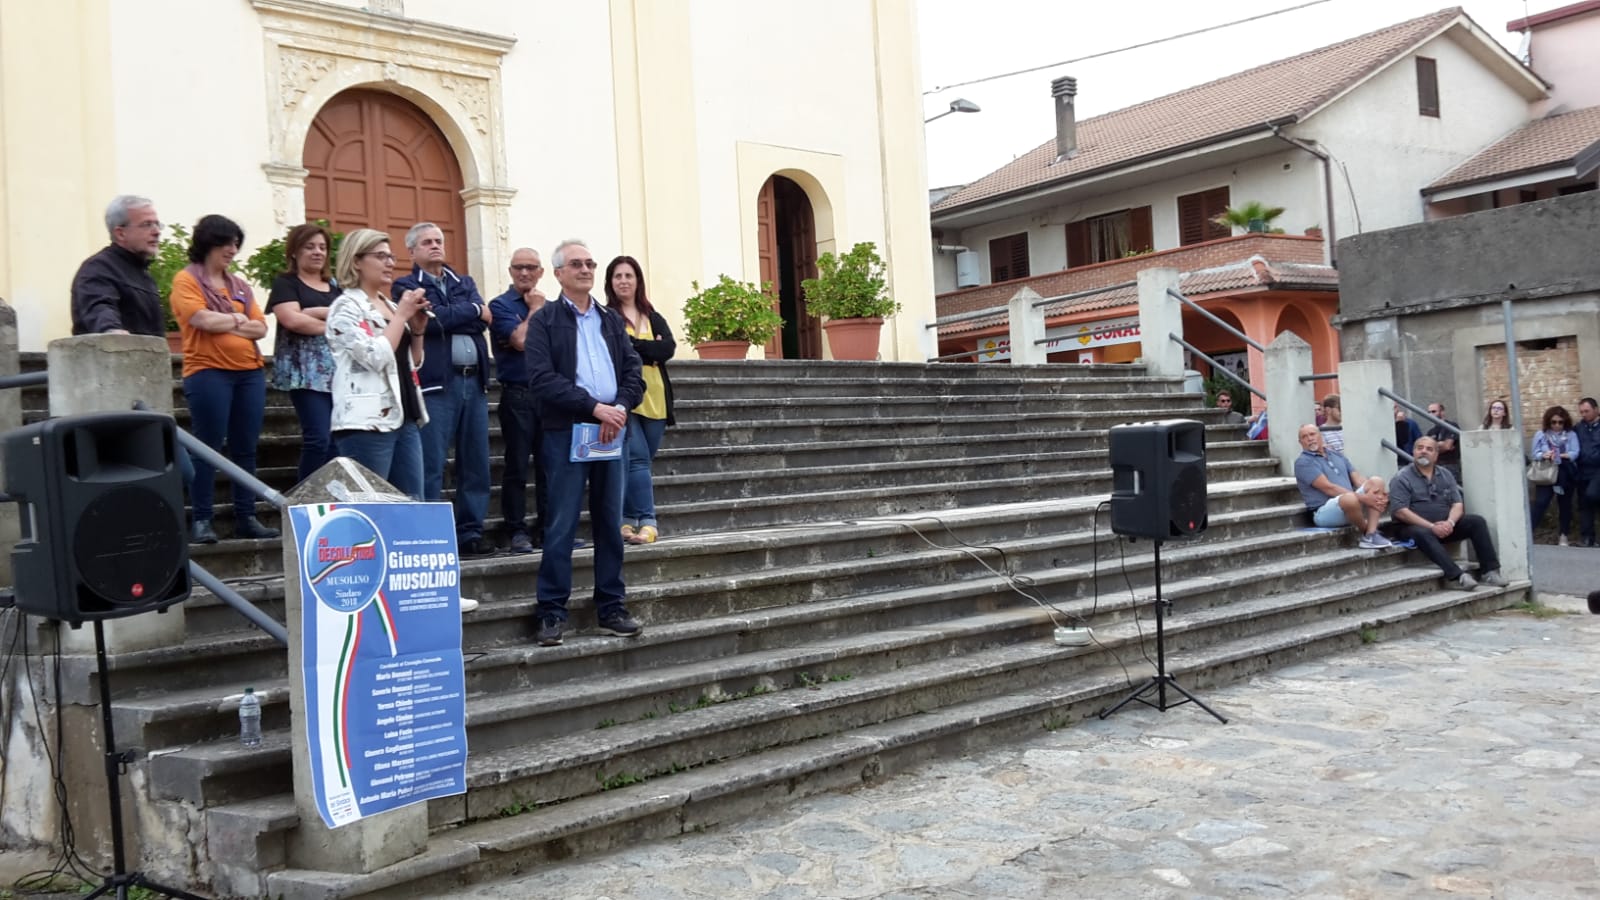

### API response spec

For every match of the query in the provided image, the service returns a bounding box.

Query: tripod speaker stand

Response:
[1097,540,1226,724]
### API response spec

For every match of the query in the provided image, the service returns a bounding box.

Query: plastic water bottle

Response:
[239,688,262,747]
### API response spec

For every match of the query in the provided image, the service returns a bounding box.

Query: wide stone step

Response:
[228,575,1528,899]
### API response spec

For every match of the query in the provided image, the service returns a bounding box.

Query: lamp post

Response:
[925,98,980,123]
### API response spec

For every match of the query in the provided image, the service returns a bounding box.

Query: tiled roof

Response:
[1424,105,1600,191]
[938,256,1339,337]
[932,8,1465,215]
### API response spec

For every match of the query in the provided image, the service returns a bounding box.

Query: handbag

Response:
[1526,457,1559,486]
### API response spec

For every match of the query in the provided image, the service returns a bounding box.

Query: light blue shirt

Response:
[564,295,617,405]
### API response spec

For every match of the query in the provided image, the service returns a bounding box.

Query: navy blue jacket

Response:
[1575,417,1600,477]
[525,296,644,430]
[392,265,489,392]
[488,285,533,386]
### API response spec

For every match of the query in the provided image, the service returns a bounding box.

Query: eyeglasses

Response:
[123,219,162,232]
[360,252,396,262]
[561,260,599,270]
[510,264,543,272]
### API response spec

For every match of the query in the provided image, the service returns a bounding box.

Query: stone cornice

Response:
[250,0,516,57]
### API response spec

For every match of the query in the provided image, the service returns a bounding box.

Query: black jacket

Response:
[70,244,164,336]
[630,310,678,426]
[526,296,644,430]
[392,265,490,393]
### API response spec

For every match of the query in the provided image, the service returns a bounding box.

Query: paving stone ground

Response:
[460,593,1600,900]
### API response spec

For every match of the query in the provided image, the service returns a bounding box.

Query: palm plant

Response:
[1211,201,1286,234]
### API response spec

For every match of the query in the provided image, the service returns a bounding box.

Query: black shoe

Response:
[509,532,535,554]
[536,617,564,647]
[190,521,218,544]
[459,536,496,558]
[235,516,280,540]
[1585,538,1598,548]
[597,612,643,638]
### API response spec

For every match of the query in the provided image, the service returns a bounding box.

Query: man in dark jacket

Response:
[1575,397,1600,547]
[71,195,166,336]
[488,247,549,554]
[525,239,645,647]
[393,222,494,557]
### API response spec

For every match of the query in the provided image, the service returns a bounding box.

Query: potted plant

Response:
[147,224,191,352]
[682,275,784,359]
[1211,201,1287,235]
[800,241,901,361]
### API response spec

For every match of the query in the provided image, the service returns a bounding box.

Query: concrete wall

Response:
[1298,31,1538,239]
[1335,191,1600,439]
[1527,9,1600,112]
[0,0,935,359]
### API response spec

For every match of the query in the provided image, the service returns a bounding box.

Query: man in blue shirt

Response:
[393,222,495,557]
[525,239,645,647]
[489,248,548,555]
[1293,423,1391,549]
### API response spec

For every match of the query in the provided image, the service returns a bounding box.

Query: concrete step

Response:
[226,574,1527,899]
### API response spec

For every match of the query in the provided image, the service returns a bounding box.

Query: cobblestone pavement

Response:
[464,595,1600,899]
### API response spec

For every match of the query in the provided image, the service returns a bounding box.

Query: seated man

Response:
[1387,436,1508,591]
[1294,424,1391,549]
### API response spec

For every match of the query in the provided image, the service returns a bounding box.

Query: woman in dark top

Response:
[265,223,341,481]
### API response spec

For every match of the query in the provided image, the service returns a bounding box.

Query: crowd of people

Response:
[69,195,680,646]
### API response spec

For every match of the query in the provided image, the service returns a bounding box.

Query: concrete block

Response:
[1136,268,1184,379]
[285,458,428,874]
[1007,286,1047,366]
[1460,428,1530,581]
[1337,358,1395,482]
[0,301,20,586]
[1265,331,1313,477]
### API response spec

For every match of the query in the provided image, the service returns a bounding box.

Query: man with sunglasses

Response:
[489,248,549,554]
[1387,436,1508,591]
[525,239,644,647]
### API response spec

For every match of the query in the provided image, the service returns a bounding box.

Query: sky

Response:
[919,0,1540,188]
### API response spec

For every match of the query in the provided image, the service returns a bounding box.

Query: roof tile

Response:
[1425,104,1600,190]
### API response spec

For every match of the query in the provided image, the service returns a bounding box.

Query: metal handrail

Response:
[929,347,989,363]
[135,401,290,509]
[0,371,47,389]
[926,304,1008,329]
[1170,334,1265,400]
[1299,373,1338,383]
[189,562,287,645]
[1377,387,1460,437]
[1381,438,1414,465]
[1029,280,1137,310]
[1167,287,1265,353]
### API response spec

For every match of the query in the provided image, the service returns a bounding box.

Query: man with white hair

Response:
[71,195,166,336]
[392,222,495,557]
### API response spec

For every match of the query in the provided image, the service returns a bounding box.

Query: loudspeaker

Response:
[4,411,190,624]
[1108,419,1208,541]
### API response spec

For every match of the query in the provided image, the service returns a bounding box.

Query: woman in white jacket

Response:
[326,229,431,498]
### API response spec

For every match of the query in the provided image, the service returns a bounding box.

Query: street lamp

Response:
[925,98,981,123]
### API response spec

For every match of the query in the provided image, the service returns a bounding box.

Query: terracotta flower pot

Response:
[694,340,751,360]
[166,331,183,353]
[822,317,883,361]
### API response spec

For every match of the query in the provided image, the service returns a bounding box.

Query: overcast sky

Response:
[919,0,1538,187]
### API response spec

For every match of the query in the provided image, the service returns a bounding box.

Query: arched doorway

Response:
[302,89,467,272]
[756,175,820,359]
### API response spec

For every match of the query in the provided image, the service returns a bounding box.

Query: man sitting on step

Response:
[1387,435,1509,592]
[1294,423,1391,549]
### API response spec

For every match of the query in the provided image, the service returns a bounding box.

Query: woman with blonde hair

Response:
[325,229,432,498]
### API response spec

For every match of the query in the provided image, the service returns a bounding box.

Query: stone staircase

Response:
[15,357,1527,899]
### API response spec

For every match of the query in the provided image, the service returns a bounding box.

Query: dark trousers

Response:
[1578,471,1599,544]
[536,427,626,623]
[496,383,547,542]
[1398,514,1499,580]
[182,367,267,523]
[288,388,336,483]
[1530,463,1576,538]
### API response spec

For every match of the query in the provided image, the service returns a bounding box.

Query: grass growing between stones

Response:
[1506,600,1571,619]
[1358,626,1380,644]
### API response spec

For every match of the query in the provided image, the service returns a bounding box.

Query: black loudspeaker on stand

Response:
[1098,420,1227,724]
[4,412,208,900]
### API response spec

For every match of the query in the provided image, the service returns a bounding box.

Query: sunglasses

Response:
[562,260,599,271]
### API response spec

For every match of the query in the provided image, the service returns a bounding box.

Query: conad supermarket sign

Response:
[974,317,1141,362]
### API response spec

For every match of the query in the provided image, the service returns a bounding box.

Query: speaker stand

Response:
[83,619,210,900]
[1097,540,1227,724]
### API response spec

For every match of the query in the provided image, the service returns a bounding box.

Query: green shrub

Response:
[800,241,900,321]
[147,224,191,332]
[682,275,784,346]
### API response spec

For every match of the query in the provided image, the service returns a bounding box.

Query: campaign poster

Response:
[289,502,469,829]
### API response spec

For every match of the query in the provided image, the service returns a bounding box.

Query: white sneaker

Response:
[1479,570,1509,587]
[1558,535,1570,547]
[1452,573,1478,591]
[1358,532,1392,550]
[460,597,480,614]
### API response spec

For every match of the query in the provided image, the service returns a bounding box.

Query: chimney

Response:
[1052,76,1078,161]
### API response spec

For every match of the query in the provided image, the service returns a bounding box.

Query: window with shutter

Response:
[1064,206,1153,268]
[1176,187,1230,246]
[989,232,1030,282]
[1417,57,1439,117]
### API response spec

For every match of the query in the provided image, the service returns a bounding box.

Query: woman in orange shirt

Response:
[170,215,278,544]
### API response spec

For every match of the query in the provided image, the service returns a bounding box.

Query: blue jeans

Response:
[536,427,627,623]
[421,374,490,541]
[1531,462,1576,537]
[623,415,666,528]
[497,383,546,541]
[182,367,267,523]
[334,423,423,500]
[289,388,336,483]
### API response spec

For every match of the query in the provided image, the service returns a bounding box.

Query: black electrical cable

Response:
[1118,533,1160,673]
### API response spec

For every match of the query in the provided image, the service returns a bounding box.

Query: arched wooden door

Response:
[302,89,466,272]
[756,175,821,359]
